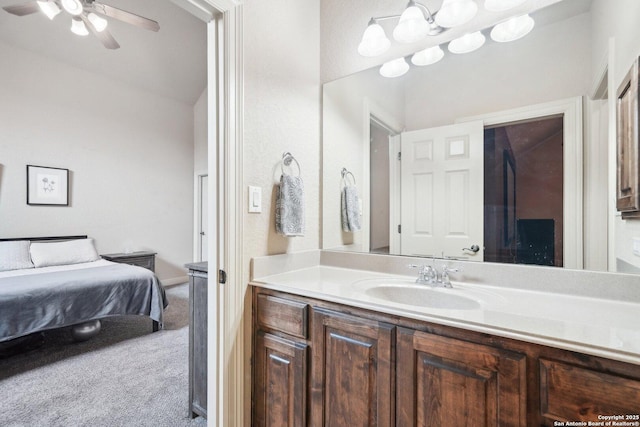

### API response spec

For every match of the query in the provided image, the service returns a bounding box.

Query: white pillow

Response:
[30,238,100,268]
[0,240,35,272]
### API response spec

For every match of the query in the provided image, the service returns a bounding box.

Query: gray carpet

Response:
[0,283,206,427]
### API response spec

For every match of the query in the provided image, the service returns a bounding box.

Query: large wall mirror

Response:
[322,0,640,275]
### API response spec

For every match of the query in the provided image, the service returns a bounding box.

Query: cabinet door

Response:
[310,308,394,427]
[189,273,207,418]
[540,359,640,425]
[253,332,308,427]
[396,327,526,427]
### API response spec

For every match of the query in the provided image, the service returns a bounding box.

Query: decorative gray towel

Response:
[341,185,361,232]
[276,174,305,236]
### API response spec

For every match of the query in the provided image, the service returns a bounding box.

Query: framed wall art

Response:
[26,165,69,206]
[616,56,640,219]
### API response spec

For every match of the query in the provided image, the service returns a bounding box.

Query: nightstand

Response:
[101,251,157,272]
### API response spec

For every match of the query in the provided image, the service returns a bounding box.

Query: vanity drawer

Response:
[539,359,640,423]
[256,294,308,339]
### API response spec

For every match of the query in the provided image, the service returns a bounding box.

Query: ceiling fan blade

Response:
[81,14,120,49]
[90,2,159,32]
[3,2,40,16]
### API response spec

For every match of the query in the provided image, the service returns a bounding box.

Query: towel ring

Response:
[341,167,356,185]
[281,152,301,176]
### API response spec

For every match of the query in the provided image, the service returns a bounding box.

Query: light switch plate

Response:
[248,186,262,213]
[633,237,640,257]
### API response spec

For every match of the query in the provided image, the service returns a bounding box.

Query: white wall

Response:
[243,0,321,286]
[590,0,640,272]
[242,1,321,424]
[194,88,208,173]
[322,67,404,250]
[404,12,591,130]
[0,41,194,282]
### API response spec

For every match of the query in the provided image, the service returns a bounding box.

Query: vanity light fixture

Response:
[393,3,432,43]
[490,14,534,42]
[448,31,486,54]
[435,0,478,28]
[358,20,391,57]
[367,0,536,78]
[411,45,445,66]
[358,0,444,58]
[380,57,410,78]
[484,0,527,12]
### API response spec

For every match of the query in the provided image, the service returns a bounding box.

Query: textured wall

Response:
[243,0,321,285]
[0,41,194,282]
[591,0,640,271]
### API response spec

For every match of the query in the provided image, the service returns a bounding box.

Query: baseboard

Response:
[161,276,189,287]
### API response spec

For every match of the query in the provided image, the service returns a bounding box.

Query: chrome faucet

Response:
[439,266,459,288]
[408,264,436,285]
[409,263,460,288]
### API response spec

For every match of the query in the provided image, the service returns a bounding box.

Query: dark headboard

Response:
[0,235,88,242]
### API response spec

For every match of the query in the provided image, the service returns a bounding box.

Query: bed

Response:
[0,236,167,343]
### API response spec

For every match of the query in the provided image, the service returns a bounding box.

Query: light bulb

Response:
[88,12,108,32]
[380,57,410,78]
[484,0,527,12]
[71,17,89,36]
[411,45,445,66]
[358,22,390,57]
[435,0,478,28]
[61,0,83,16]
[37,1,61,20]
[448,31,485,54]
[393,5,430,43]
[490,14,534,42]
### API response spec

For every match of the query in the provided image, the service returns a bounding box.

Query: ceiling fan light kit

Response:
[36,0,60,19]
[360,0,535,78]
[61,0,82,16]
[2,0,160,49]
[87,12,106,32]
[70,16,88,35]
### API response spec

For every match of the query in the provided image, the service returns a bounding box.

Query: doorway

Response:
[483,116,564,267]
[370,121,391,253]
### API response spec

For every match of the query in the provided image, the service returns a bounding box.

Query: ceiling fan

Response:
[2,0,160,49]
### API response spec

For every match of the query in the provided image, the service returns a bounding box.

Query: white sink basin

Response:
[351,277,503,310]
[365,284,481,310]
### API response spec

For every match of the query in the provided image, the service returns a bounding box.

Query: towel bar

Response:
[281,152,301,176]
[341,167,356,185]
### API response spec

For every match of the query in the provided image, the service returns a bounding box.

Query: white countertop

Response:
[252,265,640,365]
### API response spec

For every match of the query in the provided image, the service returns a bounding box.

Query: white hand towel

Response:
[275,174,305,236]
[341,184,361,232]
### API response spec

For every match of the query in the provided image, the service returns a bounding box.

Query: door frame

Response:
[457,97,583,269]
[173,0,243,425]
[362,98,402,253]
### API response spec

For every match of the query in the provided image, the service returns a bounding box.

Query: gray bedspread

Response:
[0,263,167,342]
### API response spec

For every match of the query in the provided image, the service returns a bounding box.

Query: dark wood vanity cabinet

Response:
[310,308,394,427]
[539,359,640,425]
[396,327,527,426]
[252,287,640,427]
[253,293,310,426]
[254,332,308,427]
